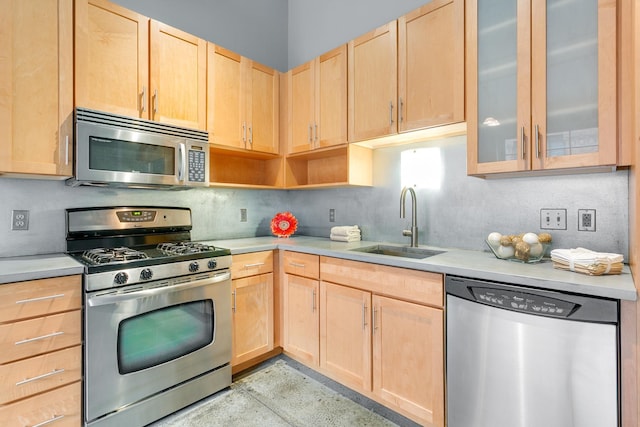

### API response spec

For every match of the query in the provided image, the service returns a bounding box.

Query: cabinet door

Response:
[530,0,616,170]
[247,60,279,154]
[348,21,398,142]
[373,295,444,427]
[231,273,274,366]
[0,0,73,176]
[288,61,316,154]
[466,0,530,175]
[75,0,149,119]
[320,281,371,392]
[398,0,464,132]
[208,45,246,149]
[283,274,319,366]
[317,45,348,149]
[150,21,206,130]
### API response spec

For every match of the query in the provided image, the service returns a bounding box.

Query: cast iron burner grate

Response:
[82,247,149,264]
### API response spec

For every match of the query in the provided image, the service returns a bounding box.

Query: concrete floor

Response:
[151,356,420,427]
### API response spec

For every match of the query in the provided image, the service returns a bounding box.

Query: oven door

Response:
[84,270,231,424]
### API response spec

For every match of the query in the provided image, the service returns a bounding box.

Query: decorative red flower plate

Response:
[271,212,298,238]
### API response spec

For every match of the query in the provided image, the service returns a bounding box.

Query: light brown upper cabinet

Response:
[349,0,465,144]
[75,0,207,130]
[0,0,73,177]
[466,0,617,176]
[287,45,348,154]
[398,0,464,132]
[348,21,398,142]
[208,45,279,154]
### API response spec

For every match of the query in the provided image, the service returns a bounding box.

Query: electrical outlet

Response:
[240,208,247,222]
[578,209,596,231]
[540,209,567,230]
[329,208,335,222]
[11,210,29,230]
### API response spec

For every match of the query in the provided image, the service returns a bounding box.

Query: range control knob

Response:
[114,272,129,285]
[189,262,200,273]
[140,268,153,281]
[207,259,217,270]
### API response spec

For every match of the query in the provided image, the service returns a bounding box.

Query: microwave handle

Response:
[177,143,186,183]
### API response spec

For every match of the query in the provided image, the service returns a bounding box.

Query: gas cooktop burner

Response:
[82,247,149,264]
[157,241,216,256]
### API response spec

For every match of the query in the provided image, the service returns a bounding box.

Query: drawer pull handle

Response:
[289,262,305,268]
[31,414,65,427]
[16,294,65,304]
[15,331,64,345]
[232,290,237,313]
[244,262,265,269]
[16,368,65,386]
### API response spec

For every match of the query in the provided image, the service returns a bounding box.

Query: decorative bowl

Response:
[486,239,550,263]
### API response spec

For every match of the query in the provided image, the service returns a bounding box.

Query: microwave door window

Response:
[89,137,175,175]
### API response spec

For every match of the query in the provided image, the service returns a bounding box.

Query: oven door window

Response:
[117,300,214,374]
[89,136,175,175]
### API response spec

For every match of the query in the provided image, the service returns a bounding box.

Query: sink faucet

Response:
[400,186,418,247]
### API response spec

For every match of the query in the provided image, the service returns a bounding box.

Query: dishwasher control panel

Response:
[470,286,578,317]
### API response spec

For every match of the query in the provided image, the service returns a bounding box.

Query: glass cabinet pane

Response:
[545,0,598,157]
[477,1,518,163]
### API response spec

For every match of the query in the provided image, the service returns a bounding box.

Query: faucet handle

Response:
[402,229,413,237]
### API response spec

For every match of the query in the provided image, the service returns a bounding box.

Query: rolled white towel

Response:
[330,233,361,242]
[330,225,360,237]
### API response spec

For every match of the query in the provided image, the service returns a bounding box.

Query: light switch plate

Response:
[540,209,567,230]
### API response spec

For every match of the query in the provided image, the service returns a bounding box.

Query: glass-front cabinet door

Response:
[531,0,616,170]
[467,0,616,176]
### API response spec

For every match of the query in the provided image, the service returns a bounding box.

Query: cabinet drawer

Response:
[0,346,81,405]
[0,311,81,364]
[320,256,443,307]
[232,251,274,279]
[283,251,319,280]
[0,381,80,427]
[0,276,81,323]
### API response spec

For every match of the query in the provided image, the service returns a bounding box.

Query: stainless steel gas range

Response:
[66,206,232,427]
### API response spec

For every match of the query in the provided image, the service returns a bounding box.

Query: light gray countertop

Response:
[0,253,85,284]
[203,236,637,301]
[1,236,635,301]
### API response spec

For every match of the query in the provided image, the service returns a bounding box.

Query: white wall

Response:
[111,0,288,71]
[287,0,427,69]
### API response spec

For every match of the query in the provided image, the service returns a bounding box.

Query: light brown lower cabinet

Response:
[231,251,275,368]
[0,275,82,427]
[282,251,321,366]
[317,256,445,427]
[232,272,274,366]
[283,273,320,367]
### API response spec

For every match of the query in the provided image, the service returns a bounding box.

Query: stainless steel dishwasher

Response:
[446,275,619,427]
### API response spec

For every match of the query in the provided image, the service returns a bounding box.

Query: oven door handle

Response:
[87,271,231,307]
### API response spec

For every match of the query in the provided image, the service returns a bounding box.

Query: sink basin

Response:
[350,244,445,259]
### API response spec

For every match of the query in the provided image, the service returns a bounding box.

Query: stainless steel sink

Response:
[350,244,445,259]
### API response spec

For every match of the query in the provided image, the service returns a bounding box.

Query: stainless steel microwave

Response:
[67,108,209,189]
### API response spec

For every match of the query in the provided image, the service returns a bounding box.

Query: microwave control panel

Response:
[188,149,206,183]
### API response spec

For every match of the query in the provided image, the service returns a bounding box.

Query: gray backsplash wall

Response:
[0,135,629,258]
[0,179,288,257]
[288,136,630,257]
